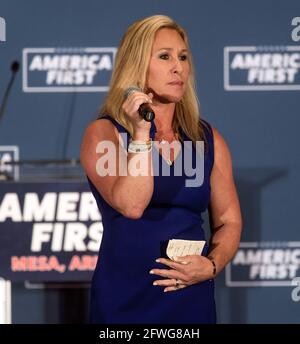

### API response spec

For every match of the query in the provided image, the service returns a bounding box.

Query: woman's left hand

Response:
[150,255,215,292]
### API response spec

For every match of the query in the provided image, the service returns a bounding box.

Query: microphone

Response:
[0,61,20,123]
[124,86,155,122]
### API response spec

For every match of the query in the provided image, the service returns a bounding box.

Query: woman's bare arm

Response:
[207,127,242,273]
[80,119,153,219]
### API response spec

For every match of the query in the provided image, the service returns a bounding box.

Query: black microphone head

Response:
[123,86,155,122]
[11,61,20,73]
[124,86,141,99]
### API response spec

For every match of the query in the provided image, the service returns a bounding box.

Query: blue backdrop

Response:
[0,0,300,323]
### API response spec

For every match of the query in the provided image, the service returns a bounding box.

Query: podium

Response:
[0,158,98,324]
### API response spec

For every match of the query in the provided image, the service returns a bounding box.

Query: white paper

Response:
[166,239,205,260]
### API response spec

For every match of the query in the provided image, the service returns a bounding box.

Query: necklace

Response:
[154,131,180,165]
[155,130,178,144]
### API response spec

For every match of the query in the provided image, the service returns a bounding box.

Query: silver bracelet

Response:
[128,140,152,153]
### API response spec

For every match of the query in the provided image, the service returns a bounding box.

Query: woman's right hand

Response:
[122,91,153,137]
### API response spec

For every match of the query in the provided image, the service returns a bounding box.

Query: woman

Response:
[80,15,242,324]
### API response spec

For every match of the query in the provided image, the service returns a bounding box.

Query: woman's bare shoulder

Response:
[211,127,230,152]
[83,118,118,141]
[210,127,233,168]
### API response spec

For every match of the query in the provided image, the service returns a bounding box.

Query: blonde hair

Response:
[100,14,206,143]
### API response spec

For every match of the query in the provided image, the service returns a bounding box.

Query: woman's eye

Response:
[180,55,188,61]
[159,54,169,60]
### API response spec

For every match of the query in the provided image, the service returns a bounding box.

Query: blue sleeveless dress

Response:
[88,115,216,324]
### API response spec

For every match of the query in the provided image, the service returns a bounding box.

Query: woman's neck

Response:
[151,102,175,133]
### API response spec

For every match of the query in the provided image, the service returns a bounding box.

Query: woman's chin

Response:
[154,93,184,104]
[168,95,184,103]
